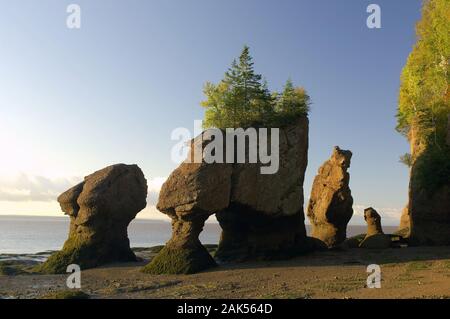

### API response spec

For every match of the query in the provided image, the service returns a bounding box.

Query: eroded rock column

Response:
[307,146,353,247]
[145,117,311,273]
[142,149,232,274]
[359,207,391,249]
[38,164,147,274]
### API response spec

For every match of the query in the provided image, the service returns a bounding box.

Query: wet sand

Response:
[1,246,449,299]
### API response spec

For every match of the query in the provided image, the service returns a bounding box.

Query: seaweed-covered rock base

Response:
[37,164,147,274]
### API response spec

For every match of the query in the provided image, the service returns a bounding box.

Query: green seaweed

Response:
[35,237,98,274]
[35,236,137,274]
[142,245,216,275]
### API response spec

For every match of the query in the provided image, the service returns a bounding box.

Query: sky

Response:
[0,0,422,224]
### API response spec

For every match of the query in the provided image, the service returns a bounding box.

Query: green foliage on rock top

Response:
[201,46,310,129]
[396,0,449,147]
[396,0,450,191]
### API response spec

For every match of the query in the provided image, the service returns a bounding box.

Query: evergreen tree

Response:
[223,45,267,126]
[201,46,310,129]
[276,79,310,116]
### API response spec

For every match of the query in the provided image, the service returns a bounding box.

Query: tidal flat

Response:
[1,245,449,299]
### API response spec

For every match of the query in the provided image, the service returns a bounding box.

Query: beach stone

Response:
[37,164,147,274]
[144,117,310,274]
[307,146,353,247]
[359,233,391,249]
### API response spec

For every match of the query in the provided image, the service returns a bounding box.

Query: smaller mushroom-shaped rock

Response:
[364,207,384,236]
[37,164,147,274]
[359,208,391,249]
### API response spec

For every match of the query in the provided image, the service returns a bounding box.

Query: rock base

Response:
[359,234,391,249]
[409,220,450,246]
[309,223,348,248]
[37,237,137,274]
[142,244,216,275]
[215,205,309,261]
[142,214,217,274]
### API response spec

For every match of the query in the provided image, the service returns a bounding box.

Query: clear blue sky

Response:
[0,0,422,224]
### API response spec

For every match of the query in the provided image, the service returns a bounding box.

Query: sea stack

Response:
[307,146,353,247]
[144,116,310,274]
[37,164,147,274]
[142,136,232,274]
[215,116,310,262]
[359,207,391,249]
[363,207,384,237]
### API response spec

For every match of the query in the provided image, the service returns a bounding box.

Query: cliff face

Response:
[408,165,450,245]
[397,206,411,237]
[144,117,310,274]
[447,114,450,146]
[406,119,450,245]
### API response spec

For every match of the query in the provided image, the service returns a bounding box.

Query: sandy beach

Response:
[1,246,449,299]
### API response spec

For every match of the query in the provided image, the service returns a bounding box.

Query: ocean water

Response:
[0,215,222,254]
[0,215,397,254]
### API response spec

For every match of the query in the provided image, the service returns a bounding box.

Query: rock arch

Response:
[142,117,311,274]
